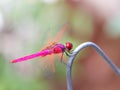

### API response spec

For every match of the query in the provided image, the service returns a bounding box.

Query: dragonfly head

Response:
[65,42,73,51]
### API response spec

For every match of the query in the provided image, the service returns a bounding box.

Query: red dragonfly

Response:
[11,23,73,64]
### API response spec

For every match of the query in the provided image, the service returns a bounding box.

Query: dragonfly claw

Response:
[65,51,72,57]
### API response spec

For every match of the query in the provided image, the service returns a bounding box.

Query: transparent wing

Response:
[54,22,69,42]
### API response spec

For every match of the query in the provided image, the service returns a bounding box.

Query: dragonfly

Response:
[11,23,73,64]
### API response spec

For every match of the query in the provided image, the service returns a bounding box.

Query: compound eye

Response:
[66,42,73,50]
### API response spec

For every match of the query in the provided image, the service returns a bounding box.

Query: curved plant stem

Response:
[67,42,120,90]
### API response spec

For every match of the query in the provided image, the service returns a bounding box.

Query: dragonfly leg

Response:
[60,52,64,63]
[69,50,73,54]
[59,52,67,65]
[65,51,72,57]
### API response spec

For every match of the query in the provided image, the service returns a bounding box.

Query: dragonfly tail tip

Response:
[10,60,16,63]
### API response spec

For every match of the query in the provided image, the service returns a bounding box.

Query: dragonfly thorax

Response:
[53,44,65,54]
